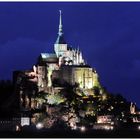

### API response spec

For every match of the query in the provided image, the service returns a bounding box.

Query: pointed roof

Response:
[58,10,63,36]
[55,10,66,44]
[55,34,66,44]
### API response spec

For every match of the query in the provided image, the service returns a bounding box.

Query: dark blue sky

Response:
[0,2,140,106]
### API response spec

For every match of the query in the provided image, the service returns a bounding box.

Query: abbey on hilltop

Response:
[14,11,102,111]
[11,11,139,131]
[36,10,101,91]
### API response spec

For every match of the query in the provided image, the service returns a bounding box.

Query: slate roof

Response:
[55,34,66,44]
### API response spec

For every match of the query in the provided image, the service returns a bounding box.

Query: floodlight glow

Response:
[80,126,86,132]
[138,126,140,130]
[104,125,114,130]
[104,126,110,130]
[36,123,43,129]
[110,126,114,130]
[16,125,20,131]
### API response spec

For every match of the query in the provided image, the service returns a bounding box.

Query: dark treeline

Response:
[0,80,14,104]
[0,80,17,117]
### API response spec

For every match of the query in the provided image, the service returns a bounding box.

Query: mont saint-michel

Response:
[0,3,140,138]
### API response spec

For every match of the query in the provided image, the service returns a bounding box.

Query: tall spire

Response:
[58,10,63,36]
[55,10,66,44]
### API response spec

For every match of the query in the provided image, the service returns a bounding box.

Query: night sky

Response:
[0,2,140,106]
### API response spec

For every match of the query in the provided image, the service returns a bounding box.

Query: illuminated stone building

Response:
[15,10,102,111]
[36,10,101,92]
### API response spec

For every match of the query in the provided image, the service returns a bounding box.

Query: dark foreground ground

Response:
[0,129,140,138]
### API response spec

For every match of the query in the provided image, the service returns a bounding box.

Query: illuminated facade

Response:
[36,10,101,92]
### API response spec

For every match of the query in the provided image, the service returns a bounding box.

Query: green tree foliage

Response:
[22,80,132,128]
[46,94,66,105]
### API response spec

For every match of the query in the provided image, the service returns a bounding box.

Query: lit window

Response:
[21,117,30,126]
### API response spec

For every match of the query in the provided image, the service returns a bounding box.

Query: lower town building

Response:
[93,115,115,130]
[0,117,30,131]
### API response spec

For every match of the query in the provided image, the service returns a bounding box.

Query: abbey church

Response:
[14,11,102,111]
